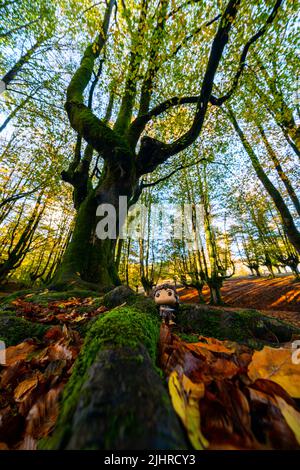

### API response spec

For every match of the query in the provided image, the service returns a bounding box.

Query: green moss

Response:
[0,316,48,346]
[178,333,199,343]
[42,302,160,449]
[176,305,300,349]
[0,289,103,311]
[0,289,39,306]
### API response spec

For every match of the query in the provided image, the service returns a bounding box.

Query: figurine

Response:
[153,283,179,324]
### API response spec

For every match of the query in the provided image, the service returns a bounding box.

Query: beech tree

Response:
[54,0,283,290]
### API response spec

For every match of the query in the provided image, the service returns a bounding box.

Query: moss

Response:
[176,304,300,349]
[0,289,39,306]
[0,316,48,347]
[0,289,103,311]
[178,333,199,343]
[0,310,17,317]
[42,302,160,449]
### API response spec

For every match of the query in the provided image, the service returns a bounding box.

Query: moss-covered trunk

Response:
[208,282,222,305]
[52,193,117,290]
[53,162,137,291]
[43,298,186,450]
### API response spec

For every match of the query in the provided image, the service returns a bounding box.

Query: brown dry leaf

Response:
[0,360,29,388]
[18,435,37,450]
[39,314,56,323]
[248,346,300,398]
[275,395,300,445]
[195,337,236,354]
[184,347,240,384]
[44,326,64,342]
[247,387,299,449]
[251,378,296,407]
[14,376,38,402]
[5,341,36,366]
[95,305,108,313]
[199,380,257,450]
[47,342,73,361]
[25,385,63,439]
[0,442,9,450]
[168,368,208,450]
[12,299,42,316]
[56,313,71,322]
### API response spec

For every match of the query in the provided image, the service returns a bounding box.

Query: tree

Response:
[53,0,282,290]
[0,193,45,282]
[225,105,300,253]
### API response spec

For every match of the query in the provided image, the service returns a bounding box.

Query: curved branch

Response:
[141,157,208,188]
[137,0,241,174]
[129,95,199,144]
[65,0,120,156]
[0,185,43,209]
[129,13,221,145]
[210,0,283,106]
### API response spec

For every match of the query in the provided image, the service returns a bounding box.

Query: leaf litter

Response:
[159,324,300,450]
[1,295,300,450]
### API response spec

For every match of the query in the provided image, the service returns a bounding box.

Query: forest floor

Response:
[1,286,300,449]
[178,275,300,328]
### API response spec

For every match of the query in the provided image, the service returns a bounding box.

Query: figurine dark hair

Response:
[153,283,178,298]
[152,283,179,324]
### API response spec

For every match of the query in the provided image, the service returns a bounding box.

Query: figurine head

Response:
[153,283,179,306]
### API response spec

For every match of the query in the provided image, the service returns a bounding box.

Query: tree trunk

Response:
[254,266,261,277]
[52,163,137,290]
[44,297,186,450]
[227,107,300,254]
[208,280,223,305]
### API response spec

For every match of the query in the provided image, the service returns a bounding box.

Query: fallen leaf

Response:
[94,305,108,314]
[5,341,36,366]
[247,387,299,449]
[74,315,87,322]
[25,386,63,439]
[248,346,300,398]
[275,395,300,445]
[168,368,208,450]
[44,326,63,342]
[0,360,29,388]
[14,376,38,402]
[47,342,73,361]
[195,336,236,354]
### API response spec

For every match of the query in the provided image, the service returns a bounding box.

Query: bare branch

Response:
[141,157,208,188]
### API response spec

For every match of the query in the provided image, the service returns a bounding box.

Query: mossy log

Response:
[5,290,295,450]
[0,315,48,347]
[176,304,300,348]
[43,298,187,450]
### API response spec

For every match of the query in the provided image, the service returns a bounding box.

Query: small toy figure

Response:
[153,283,179,324]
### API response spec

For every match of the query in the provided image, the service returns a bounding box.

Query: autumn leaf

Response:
[24,385,63,439]
[168,369,209,450]
[248,346,300,398]
[14,376,38,402]
[275,395,300,445]
[44,326,64,342]
[4,341,37,366]
[195,336,236,354]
